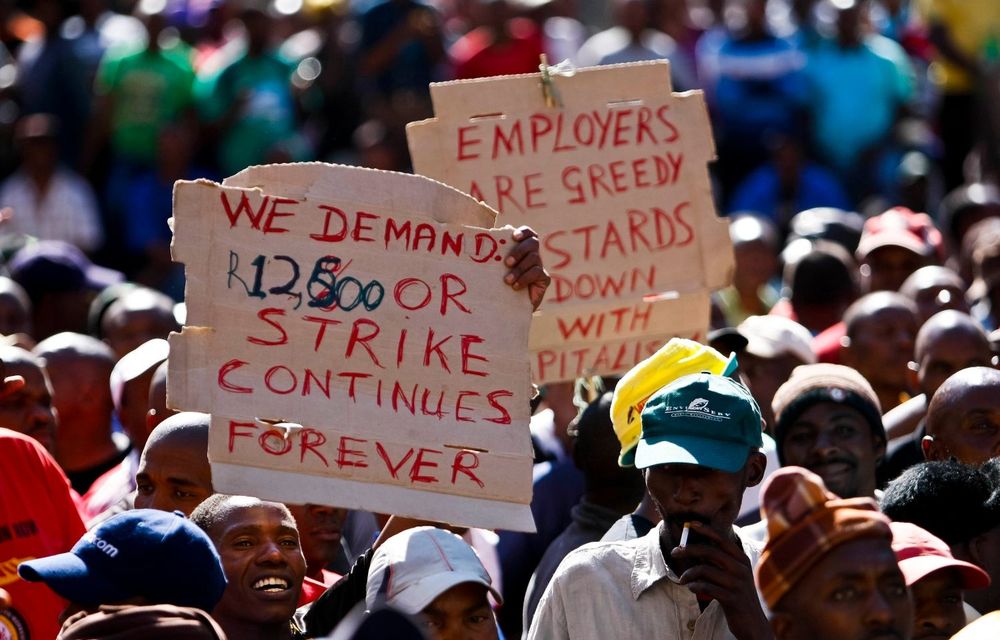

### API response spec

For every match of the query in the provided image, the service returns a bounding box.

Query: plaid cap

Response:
[754,466,892,609]
[610,339,737,467]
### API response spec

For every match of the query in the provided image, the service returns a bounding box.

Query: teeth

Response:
[253,577,290,591]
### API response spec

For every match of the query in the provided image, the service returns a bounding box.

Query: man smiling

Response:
[770,363,885,501]
[190,495,307,640]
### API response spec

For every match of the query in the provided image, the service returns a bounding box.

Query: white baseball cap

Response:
[365,527,501,615]
[737,316,817,366]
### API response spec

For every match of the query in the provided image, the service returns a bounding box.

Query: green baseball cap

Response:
[636,373,764,472]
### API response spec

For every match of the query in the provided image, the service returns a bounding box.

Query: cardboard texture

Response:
[407,61,733,382]
[168,163,536,531]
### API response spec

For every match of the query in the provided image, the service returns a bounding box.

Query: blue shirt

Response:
[805,35,914,170]
[728,162,852,222]
[711,33,808,139]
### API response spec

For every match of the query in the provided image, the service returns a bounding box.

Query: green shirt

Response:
[96,45,195,164]
[199,52,299,176]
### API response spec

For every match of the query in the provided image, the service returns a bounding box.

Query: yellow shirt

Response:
[920,0,1000,92]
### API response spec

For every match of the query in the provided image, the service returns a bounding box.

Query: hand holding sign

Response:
[168,163,539,531]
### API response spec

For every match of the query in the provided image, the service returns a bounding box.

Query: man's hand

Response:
[504,226,550,312]
[671,522,772,640]
[0,587,9,608]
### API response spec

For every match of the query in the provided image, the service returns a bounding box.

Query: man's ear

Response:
[967,532,988,566]
[872,433,887,466]
[921,434,939,461]
[745,450,768,488]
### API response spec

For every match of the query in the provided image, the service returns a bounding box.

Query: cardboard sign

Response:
[168,163,536,531]
[407,61,732,383]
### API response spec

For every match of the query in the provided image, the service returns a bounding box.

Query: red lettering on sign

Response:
[218,359,253,393]
[409,448,442,484]
[336,436,369,468]
[451,451,485,487]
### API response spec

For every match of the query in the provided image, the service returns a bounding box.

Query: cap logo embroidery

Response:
[659,397,732,422]
[83,531,119,558]
[688,398,710,410]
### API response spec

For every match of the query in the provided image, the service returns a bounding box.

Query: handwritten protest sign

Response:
[168,163,536,531]
[407,61,731,383]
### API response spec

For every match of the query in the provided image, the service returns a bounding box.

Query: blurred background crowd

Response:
[2,0,1000,636]
[0,0,993,300]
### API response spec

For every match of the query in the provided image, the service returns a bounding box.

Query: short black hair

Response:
[843,291,917,340]
[881,461,1000,545]
[190,494,295,543]
[786,242,857,306]
[189,493,233,541]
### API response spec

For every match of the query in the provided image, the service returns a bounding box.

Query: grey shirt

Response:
[527,523,763,640]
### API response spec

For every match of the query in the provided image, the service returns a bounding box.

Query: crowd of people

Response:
[1,0,1000,637]
[0,0,992,290]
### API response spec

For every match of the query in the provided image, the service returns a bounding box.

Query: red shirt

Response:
[812,321,846,364]
[0,428,86,640]
[297,568,343,607]
[451,19,545,80]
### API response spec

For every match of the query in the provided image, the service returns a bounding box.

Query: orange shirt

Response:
[1,428,86,640]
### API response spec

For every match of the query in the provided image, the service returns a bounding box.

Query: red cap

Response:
[890,521,991,589]
[856,207,943,261]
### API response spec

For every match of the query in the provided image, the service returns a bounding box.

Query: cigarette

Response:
[680,521,691,548]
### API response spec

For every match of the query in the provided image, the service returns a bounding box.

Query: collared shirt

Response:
[0,168,103,251]
[527,523,763,640]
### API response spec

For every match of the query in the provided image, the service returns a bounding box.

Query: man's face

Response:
[740,353,801,431]
[0,292,30,336]
[781,401,882,499]
[120,369,157,450]
[134,435,213,515]
[925,385,1000,465]
[146,368,174,433]
[971,526,1000,613]
[212,504,306,626]
[420,582,498,640]
[917,333,991,398]
[0,361,56,451]
[864,246,926,293]
[911,286,968,325]
[286,503,347,576]
[775,538,912,640]
[104,308,176,359]
[733,240,778,294]
[644,459,755,550]
[848,307,917,389]
[909,569,966,640]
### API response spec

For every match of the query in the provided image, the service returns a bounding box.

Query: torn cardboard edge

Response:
[221,162,501,229]
[211,462,537,532]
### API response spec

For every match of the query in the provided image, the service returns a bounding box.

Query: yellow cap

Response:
[610,338,735,466]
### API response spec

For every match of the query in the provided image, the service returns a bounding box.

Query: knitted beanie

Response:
[771,364,883,464]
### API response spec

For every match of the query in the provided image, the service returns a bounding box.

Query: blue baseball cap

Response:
[18,509,226,612]
[635,373,764,472]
